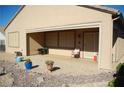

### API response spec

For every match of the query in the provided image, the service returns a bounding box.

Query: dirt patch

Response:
[0,61,114,87]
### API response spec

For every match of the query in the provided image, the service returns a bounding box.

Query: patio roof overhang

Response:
[25,21,101,33]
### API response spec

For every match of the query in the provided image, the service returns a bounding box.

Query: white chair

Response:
[72,49,80,58]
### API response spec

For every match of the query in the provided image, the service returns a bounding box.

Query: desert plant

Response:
[45,60,54,65]
[25,58,31,62]
[116,63,124,73]
[108,78,116,87]
[108,63,124,87]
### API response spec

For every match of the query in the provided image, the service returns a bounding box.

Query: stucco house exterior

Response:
[4,5,124,70]
[0,25,5,51]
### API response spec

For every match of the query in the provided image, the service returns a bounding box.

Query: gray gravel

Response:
[0,60,114,87]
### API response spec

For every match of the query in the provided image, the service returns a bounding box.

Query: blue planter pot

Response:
[25,61,32,70]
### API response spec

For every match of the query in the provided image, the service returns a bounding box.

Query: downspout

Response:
[112,11,121,21]
[112,12,120,63]
[113,16,120,21]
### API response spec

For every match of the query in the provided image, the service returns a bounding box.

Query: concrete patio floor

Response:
[17,54,99,76]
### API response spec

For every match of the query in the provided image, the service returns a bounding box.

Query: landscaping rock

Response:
[0,67,6,75]
[0,61,114,87]
[62,84,69,87]
[37,76,45,83]
[0,73,14,87]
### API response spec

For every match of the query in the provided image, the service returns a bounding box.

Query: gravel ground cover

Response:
[0,60,114,87]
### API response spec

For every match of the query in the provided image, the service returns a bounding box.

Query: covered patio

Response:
[25,27,100,75]
[26,28,99,59]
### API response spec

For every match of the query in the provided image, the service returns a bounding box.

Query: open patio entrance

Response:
[26,27,99,62]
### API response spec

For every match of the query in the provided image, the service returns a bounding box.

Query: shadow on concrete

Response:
[51,66,61,71]
[31,65,39,69]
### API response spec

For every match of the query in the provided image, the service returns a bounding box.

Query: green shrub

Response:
[25,58,32,64]
[116,63,124,72]
[25,58,31,62]
[108,78,116,87]
[108,63,124,87]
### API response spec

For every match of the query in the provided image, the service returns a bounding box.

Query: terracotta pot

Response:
[46,64,53,71]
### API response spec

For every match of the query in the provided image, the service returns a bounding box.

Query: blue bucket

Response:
[25,62,32,70]
[16,57,23,63]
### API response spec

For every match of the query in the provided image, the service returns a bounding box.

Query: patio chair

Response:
[72,48,80,58]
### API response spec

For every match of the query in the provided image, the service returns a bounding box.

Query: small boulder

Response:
[0,67,6,75]
[62,84,69,87]
[37,76,45,83]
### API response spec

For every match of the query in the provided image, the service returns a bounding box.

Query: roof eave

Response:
[4,5,25,31]
[78,5,121,16]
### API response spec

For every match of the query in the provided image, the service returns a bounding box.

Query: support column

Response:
[98,19,113,70]
[21,31,27,56]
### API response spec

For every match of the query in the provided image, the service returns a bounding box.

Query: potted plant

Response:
[25,59,32,71]
[45,60,54,71]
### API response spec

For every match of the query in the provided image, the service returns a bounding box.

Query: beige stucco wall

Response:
[112,28,124,69]
[5,5,113,69]
[112,29,118,62]
[98,17,113,70]
[49,49,73,56]
[116,30,124,62]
